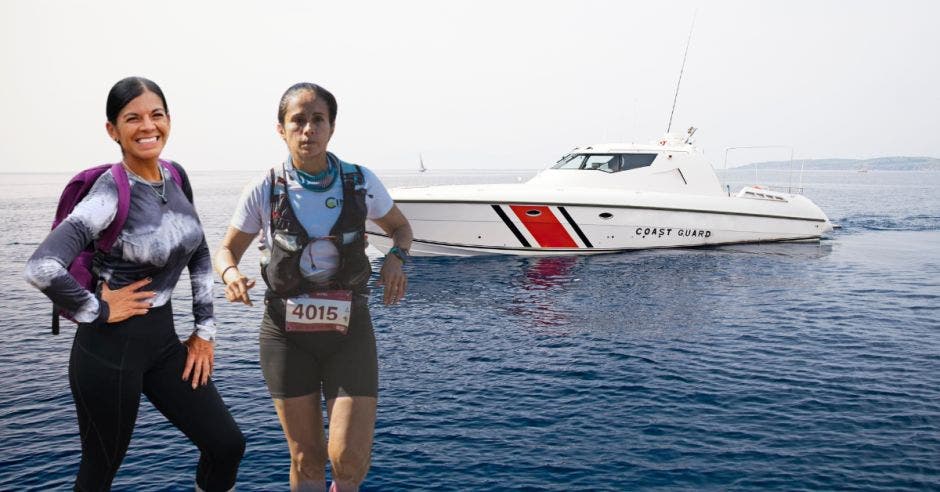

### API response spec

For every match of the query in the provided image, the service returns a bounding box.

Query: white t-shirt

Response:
[231,157,394,282]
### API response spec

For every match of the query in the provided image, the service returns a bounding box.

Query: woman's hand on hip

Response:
[182,334,214,389]
[100,278,156,323]
[378,257,407,305]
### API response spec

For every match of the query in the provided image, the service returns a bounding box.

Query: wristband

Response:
[221,265,238,285]
[388,246,409,264]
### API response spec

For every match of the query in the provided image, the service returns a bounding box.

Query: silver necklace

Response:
[122,162,167,203]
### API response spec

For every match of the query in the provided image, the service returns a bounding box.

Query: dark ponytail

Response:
[277,82,337,125]
[106,77,168,124]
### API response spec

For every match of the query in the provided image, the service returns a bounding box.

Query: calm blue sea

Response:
[1,168,938,491]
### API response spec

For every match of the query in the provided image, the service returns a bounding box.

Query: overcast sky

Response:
[3,0,939,172]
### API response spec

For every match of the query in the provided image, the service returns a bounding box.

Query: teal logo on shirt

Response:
[325,197,341,209]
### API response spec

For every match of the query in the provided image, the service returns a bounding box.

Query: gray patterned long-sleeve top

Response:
[24,164,217,340]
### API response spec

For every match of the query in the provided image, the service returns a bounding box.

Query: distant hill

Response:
[734,156,940,171]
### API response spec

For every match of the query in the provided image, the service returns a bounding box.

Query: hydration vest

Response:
[261,155,372,298]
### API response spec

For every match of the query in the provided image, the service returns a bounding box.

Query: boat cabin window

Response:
[552,153,657,172]
[620,153,657,171]
[554,154,585,169]
[584,155,620,172]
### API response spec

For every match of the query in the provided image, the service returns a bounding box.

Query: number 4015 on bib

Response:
[285,290,353,334]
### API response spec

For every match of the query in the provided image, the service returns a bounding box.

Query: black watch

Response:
[388,246,410,264]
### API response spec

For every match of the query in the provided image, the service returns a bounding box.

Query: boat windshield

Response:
[551,153,658,173]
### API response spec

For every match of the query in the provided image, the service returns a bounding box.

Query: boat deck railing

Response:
[761,185,805,194]
[721,145,806,196]
[724,184,805,197]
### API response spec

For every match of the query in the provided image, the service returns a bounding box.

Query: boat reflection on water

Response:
[380,239,834,340]
[518,256,580,291]
[504,256,582,328]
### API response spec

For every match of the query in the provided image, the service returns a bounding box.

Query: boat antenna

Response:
[666,11,697,134]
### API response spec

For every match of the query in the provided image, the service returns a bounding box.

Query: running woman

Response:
[215,82,412,491]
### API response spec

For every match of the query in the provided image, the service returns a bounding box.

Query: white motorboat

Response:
[367,131,834,256]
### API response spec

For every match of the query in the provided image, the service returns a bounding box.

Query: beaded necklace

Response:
[122,162,167,203]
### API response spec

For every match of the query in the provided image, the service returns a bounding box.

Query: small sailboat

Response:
[419,154,427,173]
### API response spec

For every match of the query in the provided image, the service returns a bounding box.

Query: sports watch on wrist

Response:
[388,246,410,264]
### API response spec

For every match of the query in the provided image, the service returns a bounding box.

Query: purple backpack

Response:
[50,160,183,333]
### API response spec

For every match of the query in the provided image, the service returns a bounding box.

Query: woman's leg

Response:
[69,325,143,491]
[321,301,378,491]
[273,394,329,491]
[261,301,330,490]
[143,338,245,492]
[325,396,377,491]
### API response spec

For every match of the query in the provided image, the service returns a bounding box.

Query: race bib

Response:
[285,290,353,334]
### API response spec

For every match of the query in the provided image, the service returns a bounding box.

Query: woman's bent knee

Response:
[229,430,247,463]
[211,427,246,466]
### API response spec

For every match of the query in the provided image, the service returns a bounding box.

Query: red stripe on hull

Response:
[509,205,578,248]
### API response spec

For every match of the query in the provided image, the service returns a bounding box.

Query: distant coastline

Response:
[732,156,940,171]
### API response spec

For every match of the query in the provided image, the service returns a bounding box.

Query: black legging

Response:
[68,302,244,491]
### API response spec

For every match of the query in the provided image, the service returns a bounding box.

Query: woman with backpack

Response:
[214,82,412,491]
[23,77,244,491]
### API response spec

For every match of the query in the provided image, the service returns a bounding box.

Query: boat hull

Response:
[367,198,832,257]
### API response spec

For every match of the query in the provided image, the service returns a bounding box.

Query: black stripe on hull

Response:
[491,204,531,247]
[557,206,593,248]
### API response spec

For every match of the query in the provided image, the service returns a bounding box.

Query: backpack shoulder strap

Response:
[267,166,281,232]
[336,155,365,188]
[268,165,284,203]
[96,163,131,252]
[162,160,193,204]
[162,159,183,186]
[52,163,113,231]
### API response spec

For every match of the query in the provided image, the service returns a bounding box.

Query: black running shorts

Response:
[259,295,378,400]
